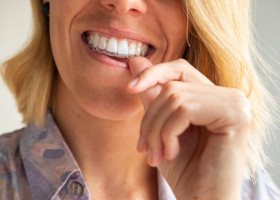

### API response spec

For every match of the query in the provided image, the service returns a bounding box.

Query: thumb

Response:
[128,57,162,111]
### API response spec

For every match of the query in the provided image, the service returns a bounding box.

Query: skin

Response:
[46,0,251,199]
[128,57,250,199]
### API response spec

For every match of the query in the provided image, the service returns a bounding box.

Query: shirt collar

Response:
[157,170,177,200]
[19,110,176,200]
[19,110,87,199]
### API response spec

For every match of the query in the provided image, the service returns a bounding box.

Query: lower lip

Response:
[82,39,129,70]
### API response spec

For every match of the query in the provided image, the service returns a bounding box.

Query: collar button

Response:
[69,181,84,195]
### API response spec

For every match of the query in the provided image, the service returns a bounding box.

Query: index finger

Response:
[127,58,214,93]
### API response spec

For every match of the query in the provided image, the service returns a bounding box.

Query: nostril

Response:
[101,2,115,11]
[100,1,146,15]
[107,4,115,10]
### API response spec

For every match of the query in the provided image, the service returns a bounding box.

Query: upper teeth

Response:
[87,32,149,58]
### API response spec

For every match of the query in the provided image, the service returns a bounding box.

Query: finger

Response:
[144,92,187,166]
[137,135,148,153]
[137,85,171,154]
[140,84,162,112]
[146,131,164,167]
[161,105,192,160]
[138,82,176,140]
[139,81,188,154]
[128,58,214,94]
[140,81,201,139]
[139,82,192,154]
[127,57,163,111]
[160,86,228,135]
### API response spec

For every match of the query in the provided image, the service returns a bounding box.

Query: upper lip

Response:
[83,26,154,47]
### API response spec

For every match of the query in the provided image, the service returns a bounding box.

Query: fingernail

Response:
[128,77,139,88]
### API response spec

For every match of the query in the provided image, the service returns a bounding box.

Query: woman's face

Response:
[48,0,188,120]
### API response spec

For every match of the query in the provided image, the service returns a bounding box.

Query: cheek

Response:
[49,1,85,92]
[50,10,72,69]
[156,4,188,59]
[167,12,187,51]
[49,0,88,72]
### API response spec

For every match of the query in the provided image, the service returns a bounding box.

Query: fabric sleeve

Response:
[242,168,280,200]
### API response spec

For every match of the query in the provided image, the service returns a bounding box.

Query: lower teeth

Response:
[94,47,135,58]
[86,42,149,59]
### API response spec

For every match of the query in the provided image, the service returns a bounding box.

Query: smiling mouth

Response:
[81,31,155,62]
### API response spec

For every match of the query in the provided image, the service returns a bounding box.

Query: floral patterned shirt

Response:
[0,111,279,200]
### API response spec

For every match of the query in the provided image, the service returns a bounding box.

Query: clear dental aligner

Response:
[86,32,149,58]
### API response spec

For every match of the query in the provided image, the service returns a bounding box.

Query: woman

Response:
[0,0,279,199]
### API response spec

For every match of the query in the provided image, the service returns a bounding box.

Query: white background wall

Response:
[254,0,280,188]
[0,0,279,188]
[0,0,31,132]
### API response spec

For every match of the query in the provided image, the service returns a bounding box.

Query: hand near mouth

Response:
[127,57,251,200]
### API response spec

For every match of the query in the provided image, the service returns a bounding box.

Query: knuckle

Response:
[230,89,247,105]
[178,104,192,120]
[141,68,154,79]
[179,104,189,113]
[163,81,176,94]
[227,91,252,128]
[167,93,181,105]
[230,89,252,118]
[239,100,252,125]
[178,58,187,65]
[226,110,236,124]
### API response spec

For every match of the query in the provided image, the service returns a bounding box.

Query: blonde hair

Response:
[1,0,277,176]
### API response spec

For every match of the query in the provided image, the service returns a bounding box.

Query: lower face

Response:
[49,0,188,120]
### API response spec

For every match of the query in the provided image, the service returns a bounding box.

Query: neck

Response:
[51,78,158,198]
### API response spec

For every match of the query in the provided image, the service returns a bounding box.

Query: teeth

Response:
[128,42,137,56]
[89,33,100,48]
[118,40,129,57]
[141,45,148,56]
[136,42,142,56]
[87,32,150,58]
[106,38,118,54]
[98,36,107,51]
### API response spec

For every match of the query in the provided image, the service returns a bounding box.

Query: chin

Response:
[78,91,145,121]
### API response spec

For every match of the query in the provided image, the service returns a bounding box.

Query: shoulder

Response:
[0,127,27,175]
[0,128,33,199]
[0,128,26,159]
[242,167,280,200]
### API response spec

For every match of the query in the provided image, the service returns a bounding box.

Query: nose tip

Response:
[100,0,147,15]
